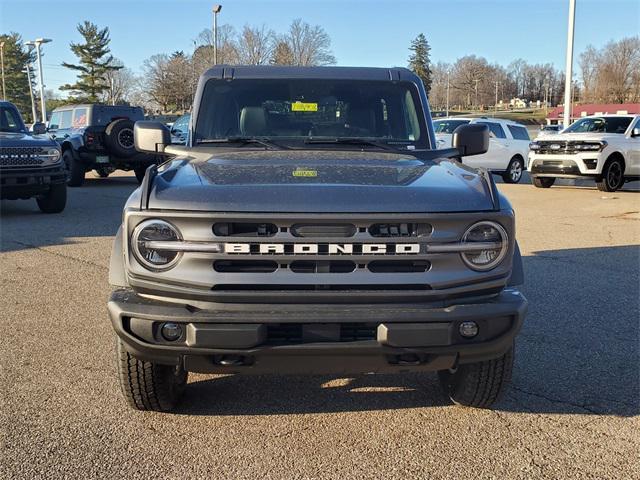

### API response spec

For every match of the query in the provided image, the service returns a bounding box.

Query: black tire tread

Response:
[64,150,85,187]
[439,346,513,408]
[533,177,555,188]
[116,338,187,412]
[36,183,67,213]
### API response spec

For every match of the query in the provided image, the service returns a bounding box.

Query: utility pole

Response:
[563,0,576,127]
[110,76,115,105]
[26,38,52,123]
[0,41,6,100]
[445,69,450,117]
[212,4,222,65]
[494,81,500,116]
[474,78,479,110]
[23,64,37,123]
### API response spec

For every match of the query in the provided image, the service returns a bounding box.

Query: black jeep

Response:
[48,104,158,186]
[0,101,66,213]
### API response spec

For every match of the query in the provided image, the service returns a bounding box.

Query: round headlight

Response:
[461,221,508,271]
[131,219,182,270]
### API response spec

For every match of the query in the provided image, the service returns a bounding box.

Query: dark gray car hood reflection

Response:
[149,149,494,213]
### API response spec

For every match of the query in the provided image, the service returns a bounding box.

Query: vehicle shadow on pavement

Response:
[177,244,639,418]
[177,372,449,416]
[0,176,137,253]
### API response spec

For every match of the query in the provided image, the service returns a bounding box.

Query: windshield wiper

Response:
[304,137,403,152]
[197,137,289,150]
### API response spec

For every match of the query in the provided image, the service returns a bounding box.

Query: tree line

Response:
[1,22,638,120]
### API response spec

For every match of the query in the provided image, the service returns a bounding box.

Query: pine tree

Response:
[60,21,121,102]
[408,33,432,94]
[0,33,37,122]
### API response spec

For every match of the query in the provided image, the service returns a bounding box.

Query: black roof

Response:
[200,65,420,82]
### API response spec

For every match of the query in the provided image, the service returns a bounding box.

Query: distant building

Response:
[546,103,640,125]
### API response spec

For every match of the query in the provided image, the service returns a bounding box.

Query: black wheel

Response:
[502,156,524,184]
[116,338,187,412]
[596,158,625,192]
[134,166,148,184]
[438,345,514,409]
[533,177,555,188]
[36,183,67,213]
[105,119,136,158]
[62,150,85,187]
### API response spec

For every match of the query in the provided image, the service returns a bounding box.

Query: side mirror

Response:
[452,123,489,157]
[32,122,46,135]
[632,127,640,137]
[134,121,171,153]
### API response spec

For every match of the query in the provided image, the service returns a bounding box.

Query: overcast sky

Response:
[1,0,638,92]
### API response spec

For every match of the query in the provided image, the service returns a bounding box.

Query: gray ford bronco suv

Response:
[0,101,66,213]
[109,66,527,412]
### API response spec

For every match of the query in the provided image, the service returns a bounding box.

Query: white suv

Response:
[528,115,640,191]
[434,117,531,183]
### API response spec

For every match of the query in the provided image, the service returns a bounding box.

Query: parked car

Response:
[434,117,531,183]
[528,114,640,191]
[48,104,158,186]
[537,124,563,137]
[108,65,527,412]
[0,101,66,213]
[169,113,190,144]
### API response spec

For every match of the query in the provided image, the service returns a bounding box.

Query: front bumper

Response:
[0,164,66,199]
[528,153,603,178]
[109,288,528,374]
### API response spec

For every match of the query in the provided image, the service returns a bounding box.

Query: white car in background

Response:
[434,117,531,183]
[528,114,640,191]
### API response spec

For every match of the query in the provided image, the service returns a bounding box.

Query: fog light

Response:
[161,322,183,341]
[459,321,479,338]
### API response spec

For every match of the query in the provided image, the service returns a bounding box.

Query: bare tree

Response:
[142,54,172,111]
[284,19,336,66]
[101,58,137,105]
[237,24,275,65]
[195,24,239,65]
[271,39,295,65]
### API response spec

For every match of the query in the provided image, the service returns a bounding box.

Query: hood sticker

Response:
[293,167,318,177]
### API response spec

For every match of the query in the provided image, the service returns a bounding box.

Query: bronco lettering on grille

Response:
[224,243,421,255]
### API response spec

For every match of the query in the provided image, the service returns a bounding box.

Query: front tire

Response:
[596,158,625,192]
[116,338,188,412]
[438,345,514,409]
[533,177,555,188]
[36,183,67,213]
[502,156,524,184]
[63,150,85,187]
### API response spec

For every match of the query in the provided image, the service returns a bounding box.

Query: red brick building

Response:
[546,103,640,125]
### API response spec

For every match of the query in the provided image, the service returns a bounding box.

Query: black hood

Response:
[0,132,59,148]
[148,149,495,213]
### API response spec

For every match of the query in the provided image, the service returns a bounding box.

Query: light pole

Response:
[26,38,52,123]
[212,4,222,65]
[563,0,576,127]
[0,41,6,100]
[23,64,37,123]
[445,69,450,117]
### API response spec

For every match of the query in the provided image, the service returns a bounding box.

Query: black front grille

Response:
[266,323,377,344]
[533,141,599,155]
[0,147,45,168]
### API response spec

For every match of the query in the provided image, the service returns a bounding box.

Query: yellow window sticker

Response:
[293,168,318,177]
[291,101,318,112]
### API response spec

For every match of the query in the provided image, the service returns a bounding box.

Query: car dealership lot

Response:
[1,173,638,479]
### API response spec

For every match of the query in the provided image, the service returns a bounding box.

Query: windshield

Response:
[194,79,427,148]
[564,117,632,134]
[432,119,470,134]
[0,106,26,133]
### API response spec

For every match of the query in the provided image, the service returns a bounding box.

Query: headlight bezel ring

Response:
[131,219,183,271]
[460,220,509,272]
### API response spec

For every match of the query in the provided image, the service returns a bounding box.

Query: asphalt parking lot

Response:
[1,172,638,479]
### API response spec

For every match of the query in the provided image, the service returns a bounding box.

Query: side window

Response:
[72,108,88,128]
[478,122,506,139]
[0,107,24,132]
[508,125,530,141]
[49,111,62,129]
[60,110,73,129]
